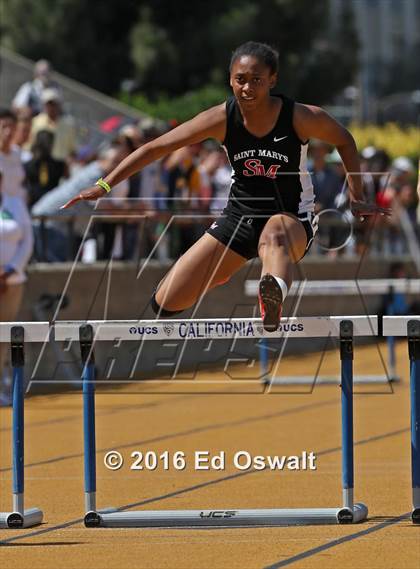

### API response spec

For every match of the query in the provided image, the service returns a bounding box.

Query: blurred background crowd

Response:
[0,57,418,269]
[1,0,419,275]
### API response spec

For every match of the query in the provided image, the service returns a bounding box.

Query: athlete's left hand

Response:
[350,200,392,219]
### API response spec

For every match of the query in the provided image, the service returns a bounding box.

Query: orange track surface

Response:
[1,341,419,568]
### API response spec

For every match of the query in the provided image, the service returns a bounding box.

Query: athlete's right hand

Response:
[60,185,108,209]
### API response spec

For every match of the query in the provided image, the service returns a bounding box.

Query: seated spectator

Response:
[12,111,33,163]
[0,110,34,404]
[208,150,232,213]
[0,178,34,406]
[69,145,97,177]
[309,141,343,255]
[360,147,391,203]
[30,89,76,163]
[378,156,414,210]
[309,141,342,212]
[31,142,129,262]
[0,108,29,203]
[24,130,67,207]
[163,144,207,255]
[376,156,415,254]
[116,125,145,260]
[12,59,61,116]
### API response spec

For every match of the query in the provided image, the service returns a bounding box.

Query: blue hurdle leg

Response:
[408,320,420,524]
[260,338,269,382]
[79,324,97,514]
[340,321,354,514]
[12,365,25,514]
[83,361,96,512]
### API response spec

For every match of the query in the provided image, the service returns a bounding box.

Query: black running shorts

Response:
[206,209,317,260]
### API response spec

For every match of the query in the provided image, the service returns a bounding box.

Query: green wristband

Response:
[95,178,112,193]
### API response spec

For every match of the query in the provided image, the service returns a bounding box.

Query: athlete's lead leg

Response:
[152,233,247,315]
[257,214,308,331]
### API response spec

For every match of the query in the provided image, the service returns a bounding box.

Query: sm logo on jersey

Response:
[243,159,281,179]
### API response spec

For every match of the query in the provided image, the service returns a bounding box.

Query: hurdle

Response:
[54,316,374,527]
[0,323,48,528]
[245,279,420,385]
[383,316,420,524]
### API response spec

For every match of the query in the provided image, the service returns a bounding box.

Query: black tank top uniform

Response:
[207,94,317,259]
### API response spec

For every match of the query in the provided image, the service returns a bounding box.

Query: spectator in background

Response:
[24,130,67,207]
[95,128,142,260]
[0,111,34,405]
[117,124,145,260]
[30,89,76,163]
[118,124,143,202]
[69,145,96,177]
[12,60,61,116]
[309,141,342,255]
[360,147,391,203]
[376,156,416,254]
[31,142,129,261]
[0,109,29,203]
[135,122,171,261]
[359,146,377,203]
[378,156,414,210]
[163,144,207,255]
[208,150,232,213]
[12,111,33,163]
[310,141,342,211]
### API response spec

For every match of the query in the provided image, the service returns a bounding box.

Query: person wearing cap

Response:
[390,157,418,227]
[30,89,76,163]
[12,60,61,116]
[376,155,416,254]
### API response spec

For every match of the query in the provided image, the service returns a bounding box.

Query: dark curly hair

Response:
[230,41,279,75]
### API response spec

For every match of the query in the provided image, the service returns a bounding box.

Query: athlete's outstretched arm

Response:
[61,104,226,209]
[294,104,391,217]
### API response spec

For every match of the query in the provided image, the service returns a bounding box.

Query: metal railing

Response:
[29,211,420,264]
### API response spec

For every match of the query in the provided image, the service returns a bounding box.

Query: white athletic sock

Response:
[273,276,288,302]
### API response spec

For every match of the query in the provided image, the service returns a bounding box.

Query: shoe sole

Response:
[259,275,283,332]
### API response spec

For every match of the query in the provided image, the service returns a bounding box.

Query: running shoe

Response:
[258,274,283,332]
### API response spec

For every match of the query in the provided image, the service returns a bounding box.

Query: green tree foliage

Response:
[2,0,137,93]
[3,0,359,110]
[130,0,359,105]
[121,85,230,123]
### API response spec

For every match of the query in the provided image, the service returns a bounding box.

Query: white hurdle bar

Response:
[54,315,376,341]
[0,323,48,529]
[54,316,374,527]
[245,279,420,385]
[245,278,420,297]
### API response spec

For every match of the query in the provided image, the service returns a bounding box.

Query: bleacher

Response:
[0,46,147,147]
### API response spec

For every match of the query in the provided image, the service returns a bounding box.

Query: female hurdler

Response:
[63,42,389,331]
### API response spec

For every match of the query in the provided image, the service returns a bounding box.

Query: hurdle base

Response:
[84,507,118,527]
[412,508,420,524]
[86,504,368,528]
[0,507,43,529]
